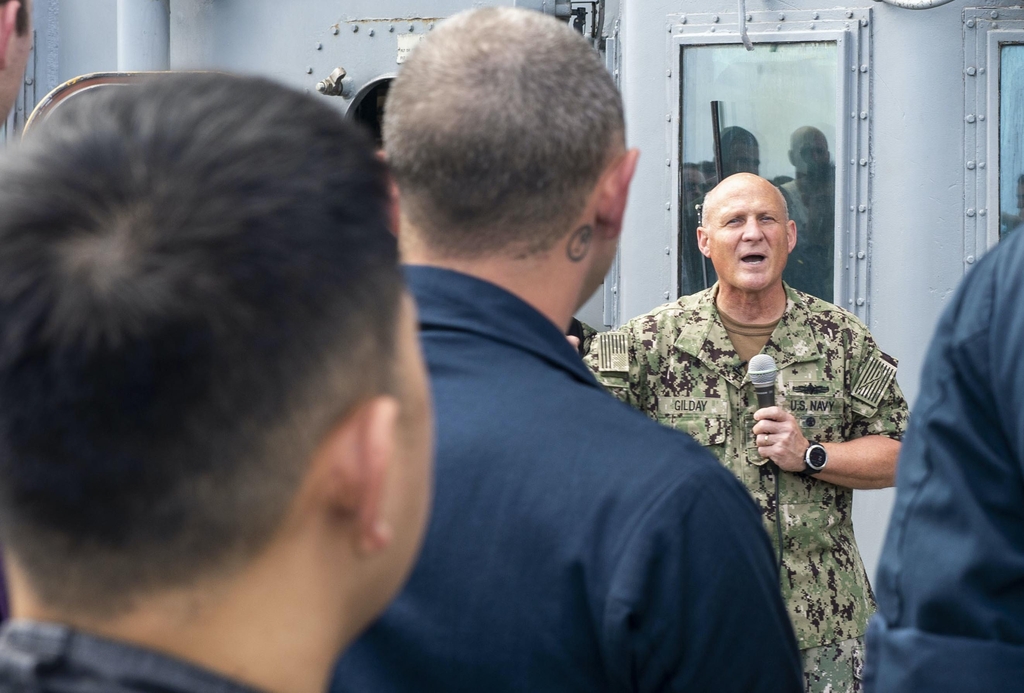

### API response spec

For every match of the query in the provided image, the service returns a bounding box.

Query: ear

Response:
[696,225,712,259]
[593,148,640,240]
[786,218,798,253]
[0,2,21,71]
[318,395,401,554]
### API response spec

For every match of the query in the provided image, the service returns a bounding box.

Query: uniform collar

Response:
[674,282,823,388]
[404,265,601,389]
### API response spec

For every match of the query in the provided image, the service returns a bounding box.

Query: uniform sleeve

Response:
[601,454,803,693]
[582,322,650,413]
[845,326,909,441]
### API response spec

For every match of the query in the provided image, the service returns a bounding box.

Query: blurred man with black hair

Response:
[0,72,433,693]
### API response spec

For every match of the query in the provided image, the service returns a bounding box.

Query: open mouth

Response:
[741,253,766,265]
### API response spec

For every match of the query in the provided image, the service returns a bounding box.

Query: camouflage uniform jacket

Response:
[584,283,909,651]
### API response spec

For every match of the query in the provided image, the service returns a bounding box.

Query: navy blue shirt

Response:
[333,266,801,692]
[866,229,1024,690]
[0,621,260,693]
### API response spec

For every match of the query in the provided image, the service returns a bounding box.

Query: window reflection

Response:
[679,42,838,301]
[1000,45,1024,238]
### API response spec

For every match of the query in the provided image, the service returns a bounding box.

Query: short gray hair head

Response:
[384,7,625,257]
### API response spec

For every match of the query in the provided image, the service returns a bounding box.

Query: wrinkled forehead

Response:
[703,175,787,224]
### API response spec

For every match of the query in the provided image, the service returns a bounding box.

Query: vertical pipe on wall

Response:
[117,0,169,71]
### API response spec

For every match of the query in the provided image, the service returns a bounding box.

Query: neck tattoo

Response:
[566,224,593,262]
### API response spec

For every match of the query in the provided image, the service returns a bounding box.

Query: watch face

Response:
[807,445,827,469]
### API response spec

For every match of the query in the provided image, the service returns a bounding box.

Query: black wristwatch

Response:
[803,443,828,475]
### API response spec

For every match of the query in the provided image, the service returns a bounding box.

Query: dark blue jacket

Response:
[866,229,1024,690]
[333,266,801,693]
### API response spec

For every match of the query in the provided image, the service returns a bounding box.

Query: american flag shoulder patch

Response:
[852,354,898,408]
[597,332,629,373]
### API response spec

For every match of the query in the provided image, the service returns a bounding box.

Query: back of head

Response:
[0,73,402,616]
[384,7,624,258]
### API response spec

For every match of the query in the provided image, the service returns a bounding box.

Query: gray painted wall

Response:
[39,0,1007,584]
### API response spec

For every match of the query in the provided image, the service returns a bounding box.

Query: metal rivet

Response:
[666,69,672,77]
[666,159,672,166]
[860,18,868,26]
[980,67,986,74]
[851,66,857,72]
[710,26,716,33]
[665,202,672,209]
[846,10,854,18]
[664,292,671,299]
[666,113,672,122]
[777,24,783,31]
[409,24,415,32]
[860,159,868,166]
[712,15,719,23]
[980,209,988,216]
[967,18,975,28]
[980,114,986,121]
[967,161,976,170]
[860,112,868,120]
[368,29,375,36]
[306,66,313,74]
[665,247,671,255]
[860,64,868,73]
[352,24,359,32]
[979,162,986,169]
[851,112,857,119]
[967,209,976,217]
[813,12,820,19]
[858,251,866,259]
[967,114,976,123]
[967,66,977,76]
[993,23,999,29]
[810,23,815,29]
[848,299,854,305]
[24,77,32,86]
[389,24,395,32]
[850,206,855,212]
[429,23,435,30]
[680,17,687,25]
[966,255,976,264]
[746,13,752,21]
[332,26,339,35]
[858,205,866,213]
[849,252,855,258]
[315,42,323,50]
[856,298,865,306]
[990,10,999,19]
[850,160,856,166]
[779,13,785,20]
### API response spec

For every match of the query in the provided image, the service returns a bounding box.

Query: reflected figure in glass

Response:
[720,126,761,178]
[781,126,834,301]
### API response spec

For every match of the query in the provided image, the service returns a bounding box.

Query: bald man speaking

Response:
[585,173,909,693]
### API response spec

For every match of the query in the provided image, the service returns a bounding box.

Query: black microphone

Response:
[748,353,778,409]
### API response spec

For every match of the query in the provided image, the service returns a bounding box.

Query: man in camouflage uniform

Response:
[584,173,908,693]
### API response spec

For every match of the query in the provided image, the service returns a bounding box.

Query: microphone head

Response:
[748,353,778,387]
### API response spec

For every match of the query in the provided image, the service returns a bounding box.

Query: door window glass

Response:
[680,42,838,301]
[1000,44,1024,239]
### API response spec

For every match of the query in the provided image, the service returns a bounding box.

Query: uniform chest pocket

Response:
[656,396,729,447]
[787,398,846,443]
[672,414,728,447]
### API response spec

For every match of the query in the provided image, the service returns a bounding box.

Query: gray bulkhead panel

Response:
[41,0,1021,583]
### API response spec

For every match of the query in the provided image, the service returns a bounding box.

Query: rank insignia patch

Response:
[852,355,898,408]
[597,332,629,373]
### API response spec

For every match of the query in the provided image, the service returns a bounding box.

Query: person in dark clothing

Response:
[332,8,802,692]
[865,225,1024,691]
[0,73,433,693]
